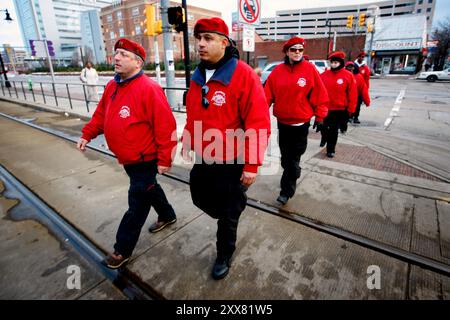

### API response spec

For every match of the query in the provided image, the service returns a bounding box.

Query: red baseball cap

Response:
[357,51,366,58]
[114,38,146,61]
[283,36,306,53]
[194,17,229,38]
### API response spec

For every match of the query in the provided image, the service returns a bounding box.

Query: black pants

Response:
[353,97,363,120]
[278,122,309,198]
[321,110,348,154]
[190,163,247,261]
[114,160,176,258]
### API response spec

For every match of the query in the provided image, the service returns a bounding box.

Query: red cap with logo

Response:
[328,51,346,60]
[114,38,146,61]
[194,17,229,38]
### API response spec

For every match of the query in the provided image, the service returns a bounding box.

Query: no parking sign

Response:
[238,0,261,26]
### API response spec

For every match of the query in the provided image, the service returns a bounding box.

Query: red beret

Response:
[114,38,146,61]
[357,51,366,58]
[283,36,306,53]
[328,51,346,60]
[345,61,355,67]
[194,17,229,38]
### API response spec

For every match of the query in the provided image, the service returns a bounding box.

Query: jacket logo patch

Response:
[337,79,344,85]
[211,91,226,106]
[361,69,366,74]
[119,106,130,118]
[297,77,307,87]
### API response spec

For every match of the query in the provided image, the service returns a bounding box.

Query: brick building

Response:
[100,0,220,64]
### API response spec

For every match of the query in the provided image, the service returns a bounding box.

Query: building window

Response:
[135,25,141,35]
[117,11,122,20]
[417,9,421,13]
[428,0,432,3]
[110,31,115,39]
[427,8,431,12]
[119,28,124,37]
[107,14,112,22]
[418,0,423,4]
[132,7,139,16]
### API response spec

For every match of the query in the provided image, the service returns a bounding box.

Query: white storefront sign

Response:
[373,38,422,51]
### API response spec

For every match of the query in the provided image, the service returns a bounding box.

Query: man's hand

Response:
[158,166,170,175]
[240,171,257,187]
[312,121,323,133]
[181,148,193,162]
[77,138,88,152]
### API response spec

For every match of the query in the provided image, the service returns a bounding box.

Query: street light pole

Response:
[367,15,376,71]
[326,19,332,57]
[0,52,11,87]
[182,0,190,88]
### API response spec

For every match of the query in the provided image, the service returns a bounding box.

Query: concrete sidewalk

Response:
[0,100,449,299]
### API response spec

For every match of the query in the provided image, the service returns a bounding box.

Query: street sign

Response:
[242,25,255,52]
[238,0,261,26]
[232,11,243,32]
[29,40,55,58]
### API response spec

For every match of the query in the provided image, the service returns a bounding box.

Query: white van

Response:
[309,60,329,74]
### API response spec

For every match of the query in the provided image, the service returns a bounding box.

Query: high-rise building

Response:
[81,10,107,64]
[255,0,436,41]
[13,0,114,64]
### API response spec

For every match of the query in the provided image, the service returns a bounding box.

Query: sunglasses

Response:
[289,47,304,53]
[201,85,209,109]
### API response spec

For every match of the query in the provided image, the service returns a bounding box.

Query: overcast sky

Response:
[1,0,449,48]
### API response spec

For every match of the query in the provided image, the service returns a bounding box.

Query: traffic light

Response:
[346,15,353,29]
[359,13,366,27]
[144,4,155,36]
[168,6,186,33]
[367,23,374,33]
[46,40,55,57]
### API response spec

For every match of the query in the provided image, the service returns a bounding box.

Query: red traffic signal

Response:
[167,6,186,32]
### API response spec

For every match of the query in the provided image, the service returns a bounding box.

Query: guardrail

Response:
[0,78,188,116]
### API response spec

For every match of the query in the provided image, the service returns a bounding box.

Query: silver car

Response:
[260,59,329,85]
[417,68,450,82]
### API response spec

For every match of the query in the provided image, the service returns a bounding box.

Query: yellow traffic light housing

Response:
[359,13,366,27]
[144,4,162,36]
[367,23,374,33]
[346,15,354,29]
[144,4,155,36]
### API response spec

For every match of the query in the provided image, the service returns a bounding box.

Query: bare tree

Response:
[431,17,450,71]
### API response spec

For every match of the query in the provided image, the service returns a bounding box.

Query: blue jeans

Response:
[114,160,176,257]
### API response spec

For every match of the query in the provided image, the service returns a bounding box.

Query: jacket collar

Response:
[192,57,238,87]
[114,70,144,84]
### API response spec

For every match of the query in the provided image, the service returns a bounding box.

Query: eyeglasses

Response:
[289,47,304,53]
[201,85,209,109]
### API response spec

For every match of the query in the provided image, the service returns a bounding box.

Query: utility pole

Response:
[161,0,176,108]
[367,15,376,70]
[325,19,332,57]
[182,0,190,88]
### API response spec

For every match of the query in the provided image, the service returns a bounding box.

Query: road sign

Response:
[238,0,261,26]
[29,40,46,58]
[232,11,243,32]
[242,25,255,52]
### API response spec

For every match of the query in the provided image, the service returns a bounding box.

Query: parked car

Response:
[417,68,450,82]
[260,59,329,85]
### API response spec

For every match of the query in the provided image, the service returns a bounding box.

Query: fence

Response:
[0,78,188,117]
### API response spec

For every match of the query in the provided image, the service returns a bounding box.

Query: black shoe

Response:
[212,257,231,280]
[276,194,289,205]
[326,152,335,158]
[353,118,360,124]
[320,141,326,147]
[148,217,177,233]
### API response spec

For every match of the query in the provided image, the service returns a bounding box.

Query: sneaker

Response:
[353,118,360,124]
[326,152,335,158]
[276,194,289,205]
[148,218,177,233]
[101,251,130,269]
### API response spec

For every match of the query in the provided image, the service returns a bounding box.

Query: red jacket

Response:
[81,72,177,167]
[357,64,371,88]
[264,60,329,124]
[320,68,358,114]
[354,73,371,106]
[182,58,271,173]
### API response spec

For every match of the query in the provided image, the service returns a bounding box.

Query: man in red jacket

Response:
[320,51,357,157]
[264,36,329,205]
[355,51,371,89]
[181,17,271,280]
[77,38,177,269]
[345,61,371,125]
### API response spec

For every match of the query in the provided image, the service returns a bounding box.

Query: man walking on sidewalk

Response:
[77,38,177,269]
[181,18,270,280]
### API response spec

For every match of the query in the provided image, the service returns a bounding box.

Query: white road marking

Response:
[384,87,406,130]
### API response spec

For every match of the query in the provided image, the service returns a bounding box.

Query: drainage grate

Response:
[315,144,443,182]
